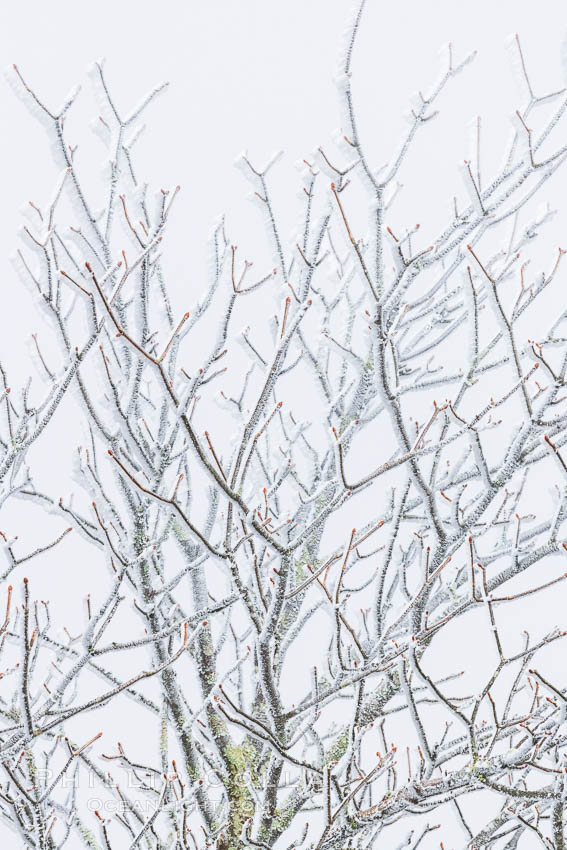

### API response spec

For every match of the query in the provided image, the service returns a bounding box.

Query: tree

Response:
[2,2,567,848]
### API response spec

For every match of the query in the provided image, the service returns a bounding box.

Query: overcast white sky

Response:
[0,0,565,390]
[0,0,563,414]
[1,0,566,297]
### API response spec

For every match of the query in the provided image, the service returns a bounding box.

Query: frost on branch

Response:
[3,3,567,850]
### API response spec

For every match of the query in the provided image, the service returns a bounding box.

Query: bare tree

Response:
[3,3,567,849]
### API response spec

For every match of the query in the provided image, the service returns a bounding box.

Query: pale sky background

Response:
[0,0,566,400]
[1,2,567,847]
[1,0,566,303]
